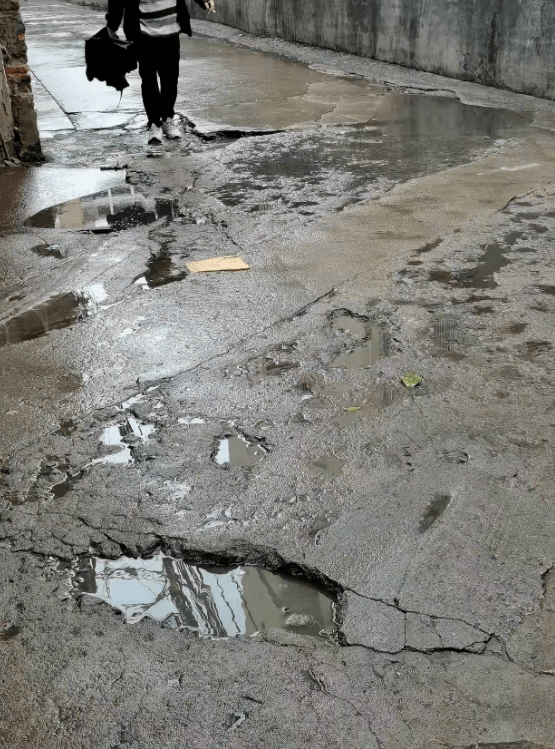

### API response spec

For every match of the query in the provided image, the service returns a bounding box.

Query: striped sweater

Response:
[139,0,180,37]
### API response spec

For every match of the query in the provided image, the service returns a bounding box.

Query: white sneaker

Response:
[147,125,163,145]
[162,116,181,140]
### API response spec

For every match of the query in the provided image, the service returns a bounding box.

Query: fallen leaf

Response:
[186,256,249,273]
[401,373,422,388]
[345,406,361,412]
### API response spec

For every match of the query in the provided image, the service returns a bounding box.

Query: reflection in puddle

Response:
[137,246,189,288]
[429,242,511,289]
[91,418,156,466]
[213,93,531,212]
[24,185,176,232]
[331,328,390,368]
[0,284,107,347]
[73,554,337,639]
[214,435,266,468]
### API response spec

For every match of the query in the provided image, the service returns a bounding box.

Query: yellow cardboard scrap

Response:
[186,256,250,273]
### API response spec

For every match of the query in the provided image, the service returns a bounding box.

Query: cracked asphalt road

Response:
[1,1,555,747]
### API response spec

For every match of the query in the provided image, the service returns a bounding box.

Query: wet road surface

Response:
[2,1,555,748]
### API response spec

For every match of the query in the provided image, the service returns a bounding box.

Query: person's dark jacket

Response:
[106,0,206,41]
[85,26,137,91]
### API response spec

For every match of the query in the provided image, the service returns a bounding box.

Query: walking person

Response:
[106,0,215,144]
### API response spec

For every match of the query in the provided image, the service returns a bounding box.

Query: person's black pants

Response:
[136,34,181,128]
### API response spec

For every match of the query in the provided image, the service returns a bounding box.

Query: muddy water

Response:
[331,328,390,368]
[73,554,337,638]
[24,186,175,232]
[0,284,107,347]
[214,435,266,468]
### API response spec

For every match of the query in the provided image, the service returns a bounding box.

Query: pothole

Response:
[213,434,267,469]
[330,309,368,334]
[331,328,391,368]
[72,554,338,639]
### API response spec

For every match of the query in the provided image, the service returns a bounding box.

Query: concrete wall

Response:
[188,0,555,100]
[0,0,40,160]
[72,0,555,100]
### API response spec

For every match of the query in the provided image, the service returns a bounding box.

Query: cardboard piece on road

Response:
[186,256,249,273]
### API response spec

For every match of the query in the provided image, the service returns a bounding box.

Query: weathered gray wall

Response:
[73,0,555,100]
[0,0,40,160]
[189,0,555,100]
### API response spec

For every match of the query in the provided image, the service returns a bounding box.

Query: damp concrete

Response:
[3,1,555,748]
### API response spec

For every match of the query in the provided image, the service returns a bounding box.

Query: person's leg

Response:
[137,36,163,128]
[158,35,181,123]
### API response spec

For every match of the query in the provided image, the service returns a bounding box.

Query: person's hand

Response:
[204,1,216,13]
[106,26,119,40]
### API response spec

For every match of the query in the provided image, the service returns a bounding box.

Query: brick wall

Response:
[0,0,40,161]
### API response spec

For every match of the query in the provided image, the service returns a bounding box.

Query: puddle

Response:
[415,238,443,255]
[313,454,346,477]
[335,386,397,426]
[429,242,511,289]
[90,418,156,467]
[214,434,266,468]
[24,186,176,232]
[51,470,83,499]
[31,243,66,259]
[137,246,189,288]
[0,625,21,641]
[331,312,367,333]
[0,284,107,347]
[503,230,528,246]
[507,322,527,334]
[248,356,300,382]
[72,554,337,639]
[420,493,451,532]
[331,328,390,368]
[519,341,552,361]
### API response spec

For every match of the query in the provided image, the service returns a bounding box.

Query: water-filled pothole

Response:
[24,185,176,232]
[90,418,156,466]
[0,284,107,347]
[213,434,267,468]
[72,554,338,639]
[331,328,391,368]
[330,310,368,334]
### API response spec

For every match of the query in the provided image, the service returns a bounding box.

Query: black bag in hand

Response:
[85,27,137,93]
